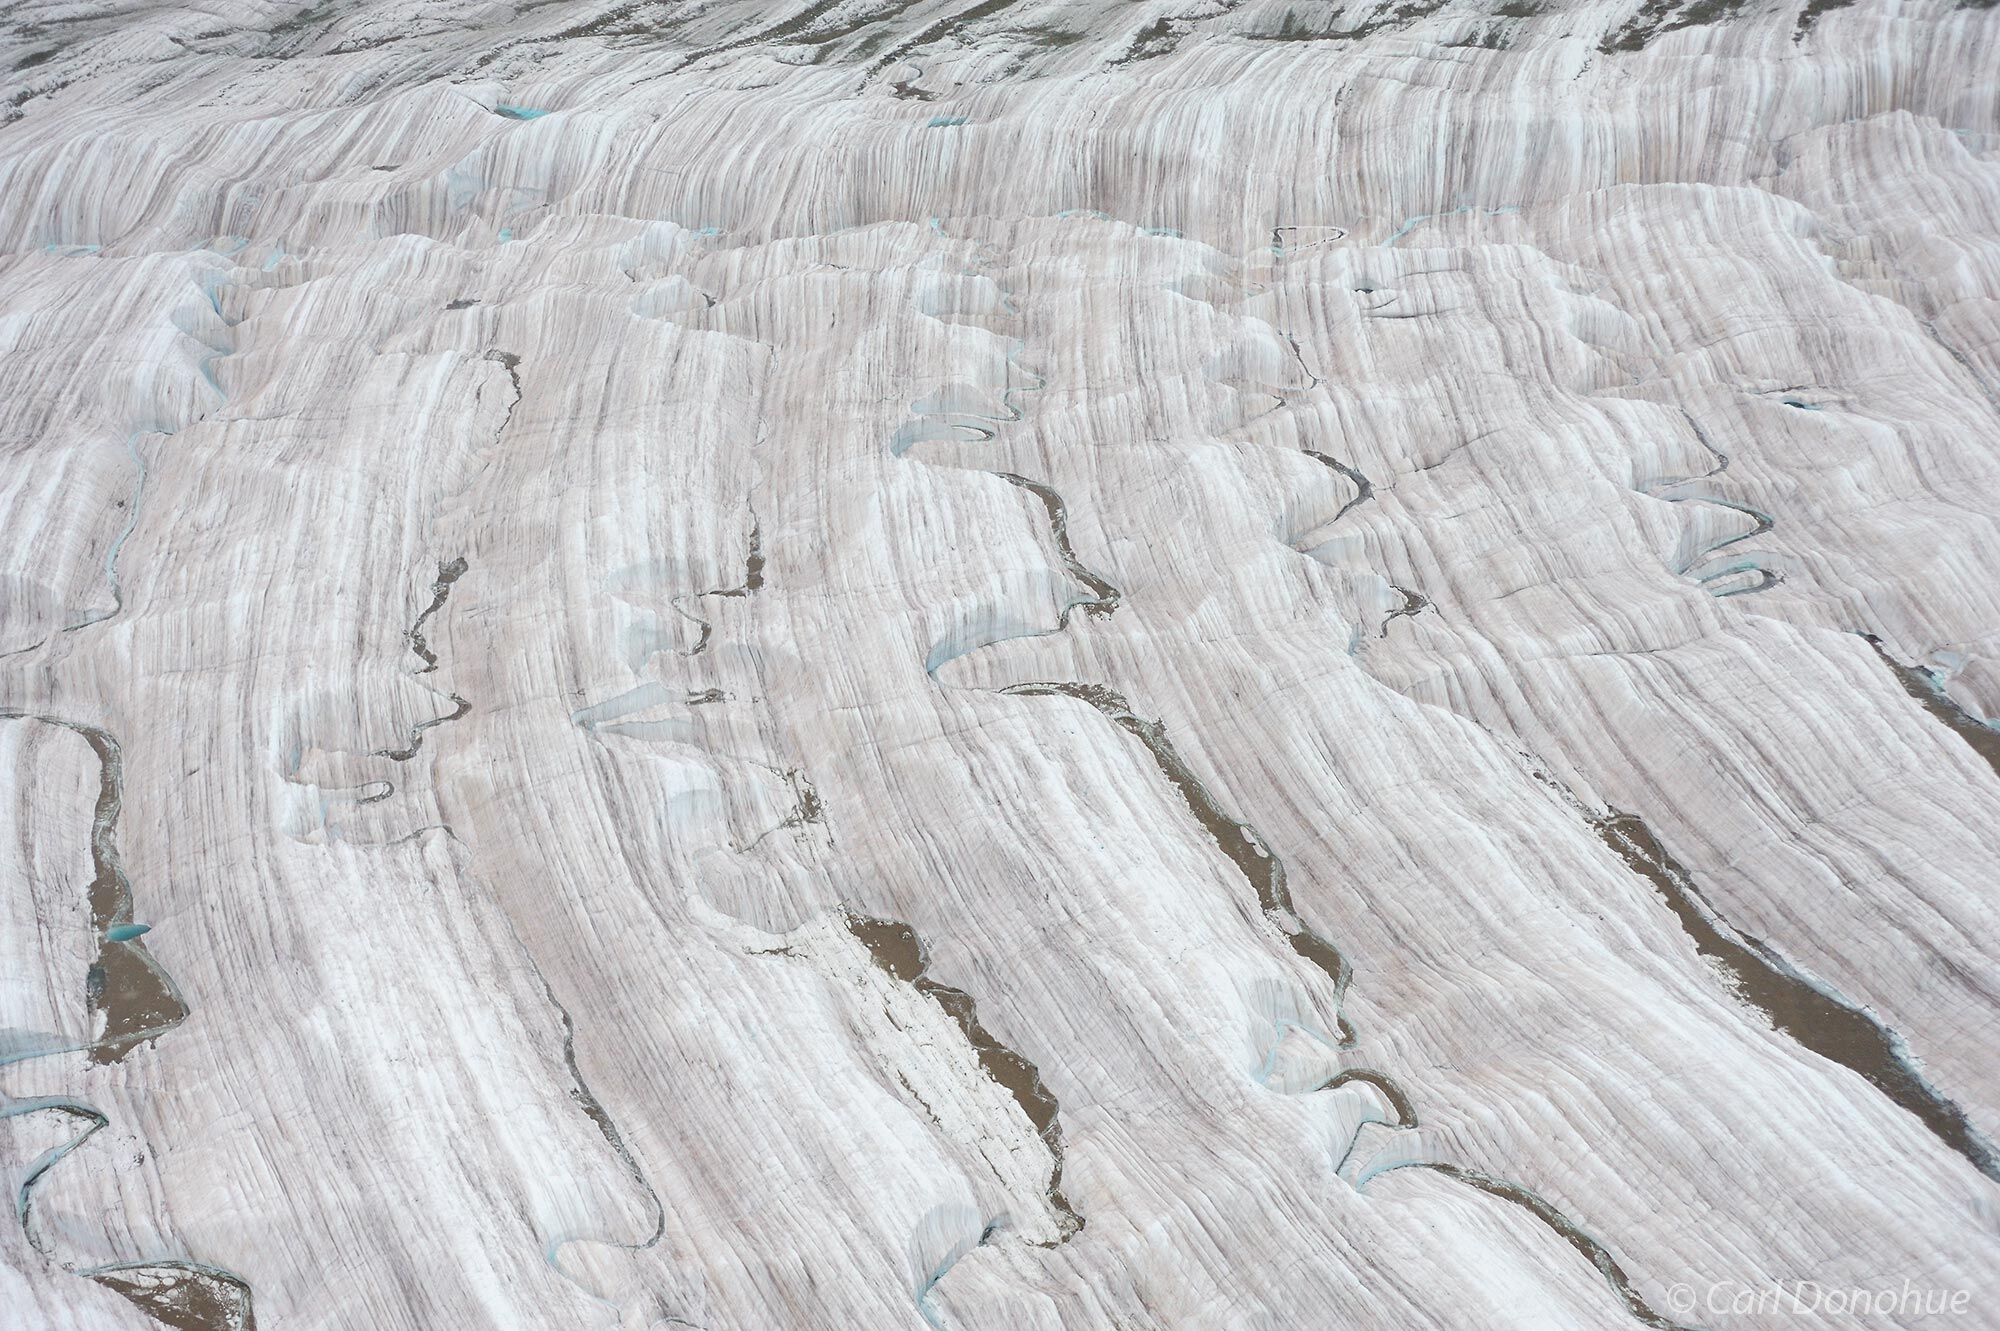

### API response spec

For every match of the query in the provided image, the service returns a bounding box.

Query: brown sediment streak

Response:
[1599,0,1752,52]
[705,520,764,599]
[992,473,1120,621]
[483,350,523,450]
[0,714,188,1061]
[1283,333,1324,390]
[77,724,187,1062]
[1863,634,2000,782]
[998,683,1351,997]
[1380,585,1431,637]
[867,0,1021,76]
[375,557,471,762]
[1378,1162,1702,1331]
[404,556,467,675]
[0,715,255,1327]
[892,264,1681,1329]
[739,767,830,851]
[549,994,667,1249]
[787,769,824,826]
[1595,809,2000,1182]
[674,515,765,657]
[846,914,1083,1241]
[675,0,891,69]
[1793,0,1855,37]
[1318,1068,1418,1127]
[87,1262,257,1331]
[1245,0,1451,43]
[471,870,685,1320]
[1301,450,1373,527]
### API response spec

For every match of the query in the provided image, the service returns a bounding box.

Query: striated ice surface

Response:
[3,1,2000,1328]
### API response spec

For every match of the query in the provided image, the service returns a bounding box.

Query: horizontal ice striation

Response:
[5,1,2000,1329]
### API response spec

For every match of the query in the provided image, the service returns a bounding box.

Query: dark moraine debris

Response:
[375,557,472,762]
[1378,1163,1702,1331]
[1248,0,1451,43]
[486,349,523,415]
[90,1262,256,1331]
[265,0,338,35]
[1010,23,1087,48]
[547,993,667,1251]
[846,913,1083,1241]
[405,556,467,675]
[530,0,690,47]
[1793,0,1855,28]
[746,767,829,849]
[0,715,189,1062]
[680,0,886,69]
[1301,449,1374,527]
[707,520,764,598]
[1318,1068,1418,1126]
[677,516,767,657]
[1380,585,1431,637]
[1595,809,2000,1182]
[1118,16,1182,62]
[1283,333,1324,390]
[0,718,250,1329]
[993,473,1120,621]
[1249,9,1372,41]
[867,0,1023,77]
[789,770,824,825]
[1863,633,2000,782]
[1001,682,1352,998]
[1600,0,1752,51]
[87,941,186,1065]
